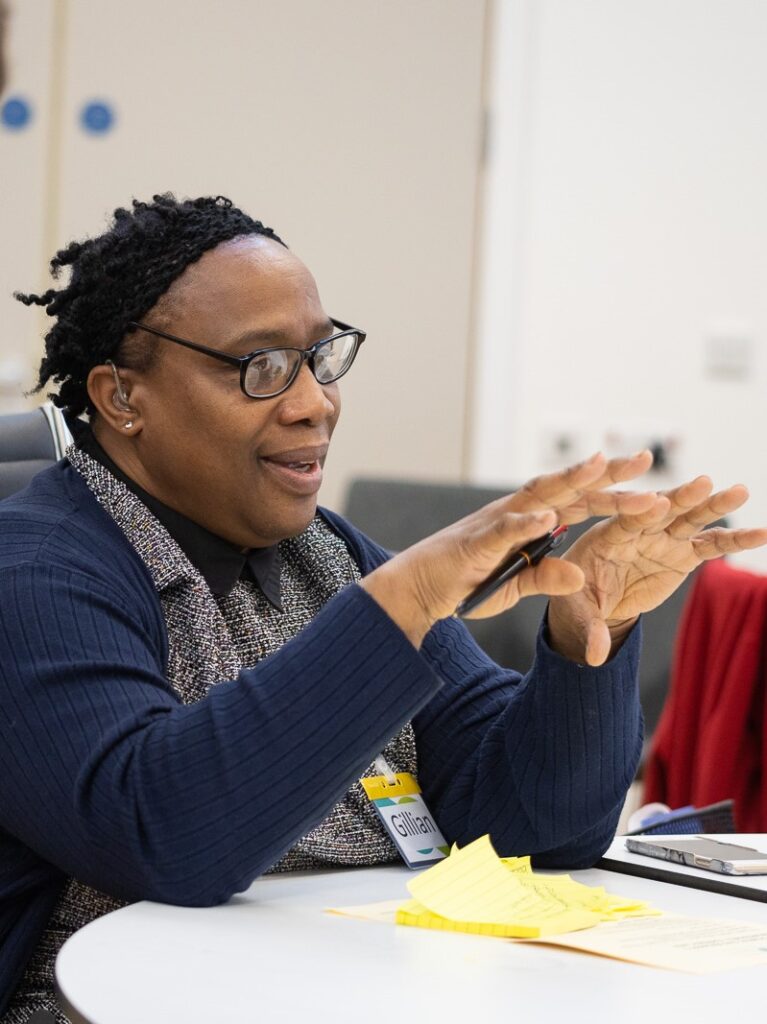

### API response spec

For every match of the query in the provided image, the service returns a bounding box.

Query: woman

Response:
[1,194,762,1021]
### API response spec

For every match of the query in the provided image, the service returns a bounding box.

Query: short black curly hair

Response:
[16,193,285,417]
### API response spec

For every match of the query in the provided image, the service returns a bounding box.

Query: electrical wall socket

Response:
[540,424,683,478]
[704,332,753,380]
[538,428,585,470]
[604,427,682,477]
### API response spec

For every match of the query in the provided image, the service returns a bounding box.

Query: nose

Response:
[276,361,338,426]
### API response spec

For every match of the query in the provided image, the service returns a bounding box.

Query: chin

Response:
[254,498,319,545]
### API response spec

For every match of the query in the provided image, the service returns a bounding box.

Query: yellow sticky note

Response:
[405,835,599,936]
[500,855,533,875]
[395,898,540,938]
[326,834,658,942]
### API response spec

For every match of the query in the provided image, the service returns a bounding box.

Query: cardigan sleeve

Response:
[320,507,644,868]
[0,562,441,907]
[413,614,643,867]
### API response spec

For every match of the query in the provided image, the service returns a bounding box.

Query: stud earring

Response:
[124,421,134,429]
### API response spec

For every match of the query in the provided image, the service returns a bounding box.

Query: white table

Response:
[57,836,767,1024]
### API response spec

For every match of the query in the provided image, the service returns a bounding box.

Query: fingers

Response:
[580,449,655,489]
[557,489,658,525]
[601,494,672,542]
[588,477,755,551]
[662,475,714,518]
[473,509,558,561]
[463,551,585,620]
[585,618,613,667]
[546,606,615,666]
[691,526,767,560]
[666,483,749,539]
[509,450,653,515]
[516,556,585,600]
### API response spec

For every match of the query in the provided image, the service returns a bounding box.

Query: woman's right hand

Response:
[360,450,660,648]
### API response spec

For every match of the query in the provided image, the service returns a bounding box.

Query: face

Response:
[100,236,342,548]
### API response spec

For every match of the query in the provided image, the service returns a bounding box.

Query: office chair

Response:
[343,476,701,749]
[0,403,72,501]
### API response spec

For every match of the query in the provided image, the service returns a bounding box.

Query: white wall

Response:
[7,0,767,564]
[1,0,487,513]
[475,0,767,569]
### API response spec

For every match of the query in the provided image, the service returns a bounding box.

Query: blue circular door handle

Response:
[80,100,116,134]
[1,95,33,130]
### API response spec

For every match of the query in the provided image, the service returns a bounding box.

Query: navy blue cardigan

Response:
[0,463,642,1005]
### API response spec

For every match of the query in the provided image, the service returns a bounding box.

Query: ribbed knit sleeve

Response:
[413,615,643,868]
[322,507,644,869]
[0,562,441,906]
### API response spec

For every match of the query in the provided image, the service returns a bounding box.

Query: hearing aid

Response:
[106,360,132,411]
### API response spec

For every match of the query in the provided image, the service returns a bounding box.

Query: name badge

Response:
[361,770,449,869]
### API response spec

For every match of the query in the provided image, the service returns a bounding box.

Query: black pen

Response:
[454,525,569,618]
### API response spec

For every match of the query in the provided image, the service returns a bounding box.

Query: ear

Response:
[87,364,142,436]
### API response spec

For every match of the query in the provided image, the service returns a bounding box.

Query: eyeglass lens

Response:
[243,333,359,397]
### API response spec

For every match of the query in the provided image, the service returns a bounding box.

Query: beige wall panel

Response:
[0,0,55,411]
[54,0,486,511]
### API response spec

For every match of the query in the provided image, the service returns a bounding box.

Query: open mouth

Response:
[260,456,324,494]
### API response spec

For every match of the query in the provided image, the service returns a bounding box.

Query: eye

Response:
[313,334,358,382]
[244,349,298,396]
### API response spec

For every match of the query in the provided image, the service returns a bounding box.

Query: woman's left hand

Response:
[546,474,767,665]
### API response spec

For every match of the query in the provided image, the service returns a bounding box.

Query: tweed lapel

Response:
[66,446,242,701]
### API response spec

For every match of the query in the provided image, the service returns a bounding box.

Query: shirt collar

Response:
[68,417,283,608]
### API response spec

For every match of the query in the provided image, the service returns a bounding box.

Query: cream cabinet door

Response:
[0,0,57,412]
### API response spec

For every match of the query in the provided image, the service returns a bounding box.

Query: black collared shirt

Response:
[69,419,283,607]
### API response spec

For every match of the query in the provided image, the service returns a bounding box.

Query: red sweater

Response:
[644,558,767,830]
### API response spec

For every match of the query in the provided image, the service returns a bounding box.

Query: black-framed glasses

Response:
[127,317,366,399]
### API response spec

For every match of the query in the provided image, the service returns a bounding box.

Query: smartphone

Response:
[625,836,767,875]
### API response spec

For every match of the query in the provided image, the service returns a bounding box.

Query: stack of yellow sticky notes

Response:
[395,835,658,938]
